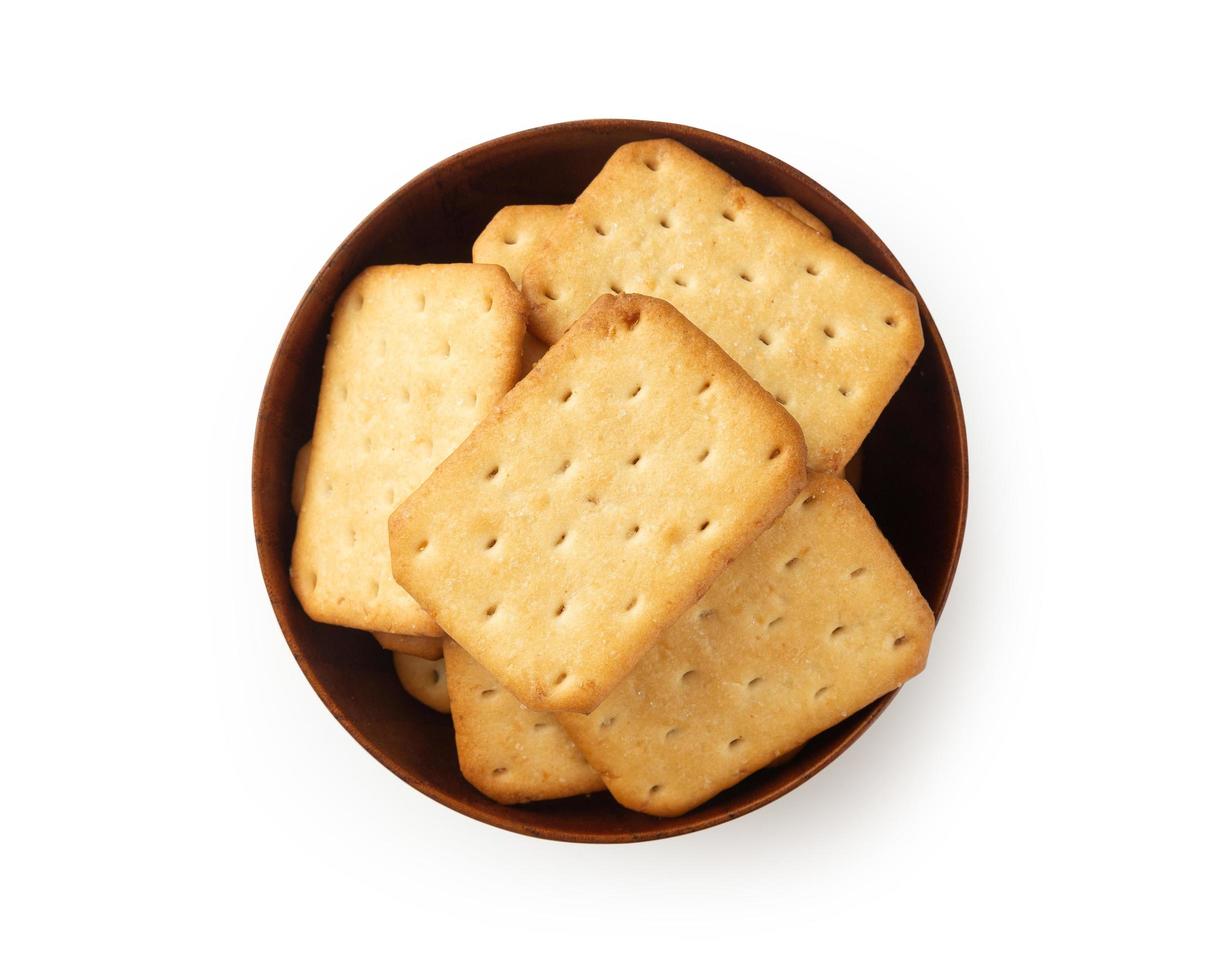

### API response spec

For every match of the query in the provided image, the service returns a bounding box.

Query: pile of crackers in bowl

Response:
[289,139,934,818]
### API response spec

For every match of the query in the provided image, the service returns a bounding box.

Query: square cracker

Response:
[292,440,446,658]
[291,314,542,651]
[291,264,525,635]
[559,474,935,817]
[472,205,569,288]
[445,640,603,803]
[388,293,807,713]
[473,197,828,287]
[393,650,451,714]
[521,139,923,472]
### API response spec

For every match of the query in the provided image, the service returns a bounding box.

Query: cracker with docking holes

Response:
[388,293,807,713]
[291,264,525,635]
[473,205,569,287]
[521,139,923,472]
[559,474,934,817]
[474,197,828,287]
[445,640,602,803]
[393,650,451,714]
[292,441,447,659]
[291,312,539,653]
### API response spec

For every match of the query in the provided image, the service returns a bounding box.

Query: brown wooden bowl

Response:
[252,120,968,843]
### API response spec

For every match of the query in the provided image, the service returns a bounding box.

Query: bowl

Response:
[252,119,968,843]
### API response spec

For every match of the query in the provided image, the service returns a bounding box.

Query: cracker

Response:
[373,631,444,660]
[291,264,525,635]
[389,294,807,713]
[444,640,603,803]
[473,198,828,288]
[293,443,448,658]
[393,650,451,713]
[559,474,934,817]
[521,139,923,472]
[472,205,569,287]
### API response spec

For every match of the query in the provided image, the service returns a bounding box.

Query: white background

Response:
[3,3,1222,976]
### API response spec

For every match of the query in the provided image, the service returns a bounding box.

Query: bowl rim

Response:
[252,118,968,844]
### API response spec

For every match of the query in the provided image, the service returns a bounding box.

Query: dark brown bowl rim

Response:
[253,118,968,844]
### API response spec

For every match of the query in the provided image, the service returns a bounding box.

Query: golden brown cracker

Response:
[560,474,934,817]
[522,139,922,472]
[445,640,603,803]
[389,294,806,713]
[392,650,451,714]
[472,205,569,287]
[291,264,524,635]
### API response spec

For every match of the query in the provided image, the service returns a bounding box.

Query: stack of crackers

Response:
[289,139,935,817]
